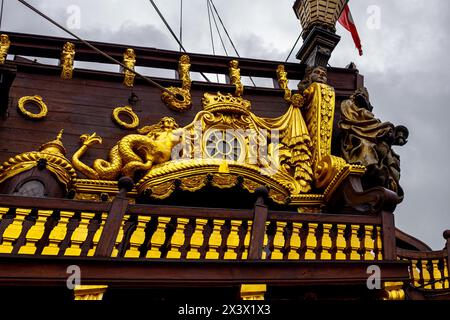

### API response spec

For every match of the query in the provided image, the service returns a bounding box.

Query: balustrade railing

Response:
[0,185,397,263]
[397,247,450,290]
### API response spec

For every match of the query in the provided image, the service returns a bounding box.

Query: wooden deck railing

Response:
[4,31,362,93]
[397,234,450,291]
[0,180,397,263]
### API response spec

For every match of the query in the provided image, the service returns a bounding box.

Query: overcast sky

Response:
[1,0,449,249]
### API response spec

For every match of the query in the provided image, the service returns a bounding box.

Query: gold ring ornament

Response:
[112,106,140,129]
[17,95,48,120]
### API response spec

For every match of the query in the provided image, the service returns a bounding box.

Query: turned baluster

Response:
[349,225,361,260]
[335,224,347,260]
[224,220,242,259]
[270,221,286,260]
[421,259,432,289]
[167,217,189,259]
[65,212,95,256]
[146,216,170,258]
[363,225,375,260]
[288,222,302,260]
[432,259,443,290]
[205,219,225,259]
[320,223,332,260]
[124,215,151,258]
[186,218,207,259]
[304,223,318,260]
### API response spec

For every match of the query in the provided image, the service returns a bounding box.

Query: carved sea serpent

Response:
[72,133,103,179]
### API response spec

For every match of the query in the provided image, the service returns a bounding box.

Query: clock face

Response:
[204,129,244,161]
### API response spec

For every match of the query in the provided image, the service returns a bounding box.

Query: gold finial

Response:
[276,64,292,103]
[122,48,136,87]
[178,54,191,90]
[60,42,75,80]
[0,34,10,64]
[39,129,67,156]
[57,129,64,141]
[229,59,243,97]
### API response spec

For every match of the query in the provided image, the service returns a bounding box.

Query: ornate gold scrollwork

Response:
[314,155,347,189]
[161,54,192,112]
[0,34,10,64]
[60,42,75,80]
[229,60,243,97]
[303,81,351,188]
[0,130,77,191]
[122,48,136,87]
[112,106,140,130]
[17,95,48,120]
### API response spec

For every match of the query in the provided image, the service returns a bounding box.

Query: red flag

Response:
[338,4,363,56]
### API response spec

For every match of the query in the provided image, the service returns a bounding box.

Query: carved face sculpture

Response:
[230,60,239,69]
[394,125,409,146]
[161,117,177,130]
[63,42,75,52]
[310,67,327,84]
[180,54,190,64]
[125,49,135,58]
[0,34,8,45]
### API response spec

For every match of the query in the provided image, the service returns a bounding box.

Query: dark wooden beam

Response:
[248,187,269,260]
[0,255,410,288]
[6,32,306,79]
[0,194,110,212]
[381,211,396,260]
[95,177,133,257]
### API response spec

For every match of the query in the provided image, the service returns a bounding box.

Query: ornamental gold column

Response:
[293,0,346,67]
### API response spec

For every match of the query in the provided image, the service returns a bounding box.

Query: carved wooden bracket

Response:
[327,173,401,214]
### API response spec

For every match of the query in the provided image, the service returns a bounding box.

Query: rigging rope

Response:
[0,0,4,30]
[207,0,255,86]
[208,0,228,56]
[284,33,302,62]
[206,0,216,56]
[17,0,176,96]
[147,0,210,83]
[206,0,219,82]
[179,0,183,52]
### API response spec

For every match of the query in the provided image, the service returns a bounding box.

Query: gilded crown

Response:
[202,92,251,114]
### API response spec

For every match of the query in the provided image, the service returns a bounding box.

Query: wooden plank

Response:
[396,248,447,260]
[127,204,251,220]
[0,194,110,212]
[7,31,307,79]
[94,194,129,257]
[267,211,382,225]
[381,211,396,260]
[0,255,410,287]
